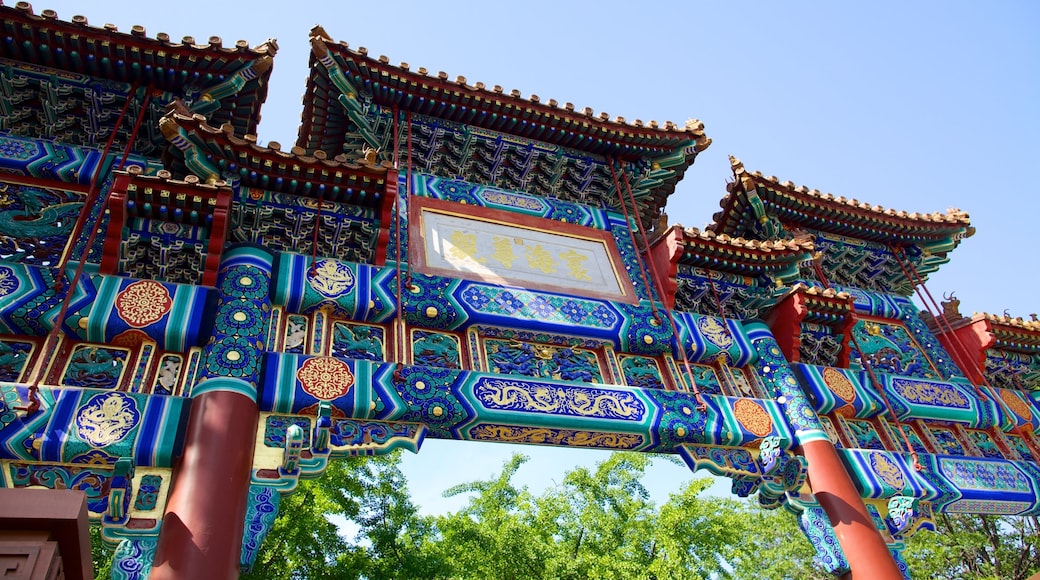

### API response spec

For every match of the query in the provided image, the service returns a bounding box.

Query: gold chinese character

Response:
[526,244,557,274]
[490,236,516,268]
[559,249,591,281]
[448,230,484,263]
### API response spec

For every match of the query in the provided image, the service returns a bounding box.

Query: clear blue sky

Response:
[31,0,1040,513]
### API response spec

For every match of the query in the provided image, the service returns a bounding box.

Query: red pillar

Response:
[151,245,273,578]
[150,391,258,579]
[765,292,806,363]
[802,439,904,579]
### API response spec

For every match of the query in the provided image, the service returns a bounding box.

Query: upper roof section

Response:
[0,2,276,153]
[296,26,709,162]
[713,157,973,247]
[160,108,393,209]
[708,157,975,294]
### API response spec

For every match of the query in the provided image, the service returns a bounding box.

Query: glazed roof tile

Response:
[296,26,709,160]
[161,110,392,206]
[973,312,1040,333]
[124,163,232,192]
[1,2,276,135]
[712,157,974,245]
[681,226,814,253]
[652,224,813,280]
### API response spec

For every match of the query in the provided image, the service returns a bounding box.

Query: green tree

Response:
[243,457,370,580]
[904,513,1040,580]
[354,452,445,580]
[89,525,114,579]
[432,452,795,580]
[434,453,554,579]
[724,502,829,580]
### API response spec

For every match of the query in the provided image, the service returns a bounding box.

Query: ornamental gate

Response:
[0,6,1038,580]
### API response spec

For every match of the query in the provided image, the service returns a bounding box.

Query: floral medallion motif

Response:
[307,259,355,298]
[823,367,857,403]
[0,266,18,297]
[296,356,355,400]
[733,398,773,437]
[115,281,172,328]
[1000,389,1033,422]
[76,392,140,447]
[869,451,906,489]
[697,316,734,350]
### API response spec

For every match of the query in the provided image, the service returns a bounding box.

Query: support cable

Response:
[392,107,406,363]
[19,86,149,415]
[810,257,923,470]
[613,162,705,409]
[891,246,1026,451]
[707,273,742,395]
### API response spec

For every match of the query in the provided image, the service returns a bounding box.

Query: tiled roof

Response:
[712,157,973,245]
[161,110,392,206]
[296,26,709,160]
[0,2,276,136]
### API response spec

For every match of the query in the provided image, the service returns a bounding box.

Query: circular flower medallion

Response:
[733,398,774,437]
[76,392,140,447]
[823,367,857,403]
[1000,389,1033,422]
[296,356,355,400]
[111,329,153,348]
[115,280,172,328]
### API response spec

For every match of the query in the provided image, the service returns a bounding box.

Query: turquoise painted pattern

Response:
[792,363,887,419]
[0,385,188,468]
[881,375,999,429]
[195,245,274,399]
[743,320,827,444]
[258,354,795,454]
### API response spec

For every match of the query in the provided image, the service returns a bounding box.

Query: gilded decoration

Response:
[869,451,906,489]
[823,367,856,403]
[481,191,545,211]
[469,424,644,449]
[307,259,356,298]
[296,356,355,400]
[416,199,632,302]
[1000,389,1033,422]
[733,398,773,437]
[114,281,173,328]
[891,378,969,409]
[76,392,140,447]
[473,378,645,420]
[697,316,733,350]
[0,265,17,297]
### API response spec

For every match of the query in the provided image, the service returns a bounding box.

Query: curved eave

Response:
[295,33,709,160]
[676,230,812,277]
[712,177,973,249]
[975,314,1040,353]
[162,112,391,206]
[0,3,275,133]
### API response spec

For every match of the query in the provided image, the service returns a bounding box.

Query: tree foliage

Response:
[904,513,1040,580]
[88,451,1038,580]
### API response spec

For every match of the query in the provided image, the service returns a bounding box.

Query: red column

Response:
[150,391,258,579]
[801,440,904,579]
[765,292,806,363]
[151,245,273,578]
